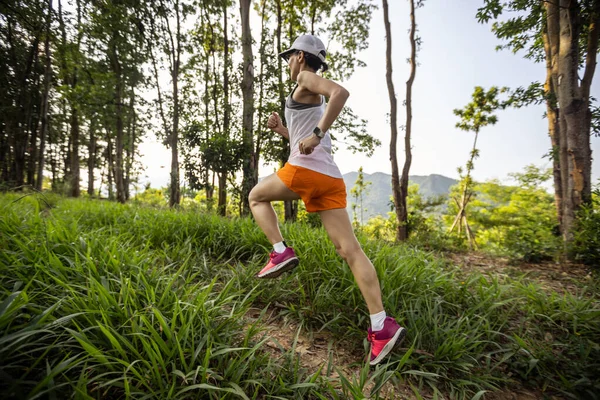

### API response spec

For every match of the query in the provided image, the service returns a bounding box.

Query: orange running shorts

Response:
[277,162,347,213]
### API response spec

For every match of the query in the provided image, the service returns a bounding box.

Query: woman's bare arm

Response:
[296,71,349,133]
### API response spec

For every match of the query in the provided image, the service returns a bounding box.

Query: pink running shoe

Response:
[367,317,406,365]
[256,247,299,279]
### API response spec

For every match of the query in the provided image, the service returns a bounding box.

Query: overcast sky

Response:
[138,0,600,191]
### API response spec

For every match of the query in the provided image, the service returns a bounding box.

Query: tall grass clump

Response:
[0,194,334,399]
[1,194,599,399]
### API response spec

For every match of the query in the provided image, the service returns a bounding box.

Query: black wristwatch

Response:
[313,126,325,139]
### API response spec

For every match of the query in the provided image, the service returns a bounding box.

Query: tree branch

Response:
[582,0,600,98]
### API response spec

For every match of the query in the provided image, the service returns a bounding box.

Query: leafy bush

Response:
[132,187,168,207]
[572,187,600,267]
[445,167,561,261]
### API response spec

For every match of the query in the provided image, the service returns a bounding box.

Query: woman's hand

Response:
[267,111,283,132]
[267,111,289,140]
[299,134,321,155]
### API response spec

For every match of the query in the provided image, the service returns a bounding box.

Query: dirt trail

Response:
[243,253,591,399]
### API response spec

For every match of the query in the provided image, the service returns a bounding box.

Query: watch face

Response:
[314,127,324,138]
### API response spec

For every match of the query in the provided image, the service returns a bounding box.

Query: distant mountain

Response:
[342,172,458,220]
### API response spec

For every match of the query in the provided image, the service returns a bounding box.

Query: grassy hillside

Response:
[1,194,599,399]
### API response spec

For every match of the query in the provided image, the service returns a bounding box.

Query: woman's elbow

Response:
[338,88,350,100]
[333,87,350,102]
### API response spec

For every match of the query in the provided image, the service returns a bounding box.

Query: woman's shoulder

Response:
[297,71,346,99]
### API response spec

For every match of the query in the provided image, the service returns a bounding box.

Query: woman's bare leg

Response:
[248,173,301,244]
[318,208,384,314]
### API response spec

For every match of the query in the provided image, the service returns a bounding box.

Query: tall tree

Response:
[36,0,53,191]
[0,0,45,189]
[240,0,255,216]
[477,0,600,255]
[57,0,84,197]
[144,0,187,207]
[450,86,502,248]
[383,0,420,242]
[220,1,230,215]
[382,0,400,240]
[164,0,184,207]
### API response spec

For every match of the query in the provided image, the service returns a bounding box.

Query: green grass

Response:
[1,193,599,399]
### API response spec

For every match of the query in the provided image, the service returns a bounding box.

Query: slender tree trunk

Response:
[169,0,182,207]
[27,81,40,187]
[311,5,316,36]
[70,107,80,196]
[217,4,230,216]
[450,129,479,249]
[1,124,8,184]
[87,119,96,196]
[277,0,297,222]
[106,133,115,200]
[24,46,41,187]
[125,92,135,200]
[50,137,58,189]
[64,131,71,183]
[398,0,417,241]
[69,0,82,197]
[108,37,126,203]
[240,0,255,216]
[202,31,213,205]
[382,0,404,242]
[254,0,268,186]
[36,4,51,192]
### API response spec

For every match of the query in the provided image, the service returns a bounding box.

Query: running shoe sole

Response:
[369,327,407,365]
[256,257,299,279]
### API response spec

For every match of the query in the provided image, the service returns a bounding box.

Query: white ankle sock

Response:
[273,241,287,253]
[370,310,387,332]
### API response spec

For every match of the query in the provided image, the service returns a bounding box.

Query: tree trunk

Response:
[254,0,268,187]
[218,171,227,214]
[125,92,135,200]
[169,0,182,207]
[109,38,126,203]
[276,0,297,222]
[240,0,256,216]
[1,124,8,185]
[203,34,213,205]
[579,0,599,204]
[217,3,230,216]
[70,107,80,196]
[87,119,96,196]
[36,1,51,192]
[382,0,403,242]
[398,0,417,241]
[69,0,82,197]
[541,20,563,232]
[13,34,40,189]
[50,135,58,189]
[27,83,40,187]
[106,134,115,200]
[549,0,598,251]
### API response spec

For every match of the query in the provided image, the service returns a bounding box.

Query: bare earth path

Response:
[242,253,596,399]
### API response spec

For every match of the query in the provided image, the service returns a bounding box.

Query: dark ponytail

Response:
[302,50,328,72]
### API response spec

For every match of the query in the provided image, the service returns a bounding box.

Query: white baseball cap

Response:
[279,34,328,71]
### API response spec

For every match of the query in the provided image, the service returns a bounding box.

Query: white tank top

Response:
[284,86,343,178]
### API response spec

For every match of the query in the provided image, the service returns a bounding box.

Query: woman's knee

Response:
[248,187,262,208]
[335,241,362,263]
